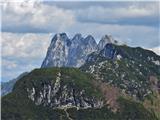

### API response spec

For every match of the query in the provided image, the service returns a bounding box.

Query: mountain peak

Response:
[59,32,67,36]
[84,35,97,45]
[72,33,83,41]
[51,33,68,43]
[42,33,97,68]
[85,35,94,39]
[41,33,71,68]
[102,34,113,43]
[98,34,118,50]
[74,33,82,37]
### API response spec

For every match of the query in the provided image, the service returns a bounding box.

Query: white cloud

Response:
[1,61,36,81]
[75,2,158,23]
[1,32,52,81]
[2,59,17,70]
[2,1,158,33]
[29,4,75,31]
[67,22,159,48]
[2,1,75,32]
[150,46,160,55]
[2,32,50,59]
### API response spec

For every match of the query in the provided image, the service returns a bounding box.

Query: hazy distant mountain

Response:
[1,72,28,96]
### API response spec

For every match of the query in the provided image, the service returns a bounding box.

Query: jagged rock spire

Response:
[41,33,97,68]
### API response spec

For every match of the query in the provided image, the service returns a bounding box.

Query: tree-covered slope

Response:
[1,67,158,120]
[81,44,160,100]
[1,72,28,96]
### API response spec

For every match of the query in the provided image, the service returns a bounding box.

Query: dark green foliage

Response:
[2,93,158,120]
[66,97,158,120]
[1,72,28,96]
[2,67,158,120]
[67,107,118,120]
[118,97,158,120]
[1,67,101,120]
[1,80,17,96]
[81,45,160,100]
[12,67,101,99]
[2,92,67,120]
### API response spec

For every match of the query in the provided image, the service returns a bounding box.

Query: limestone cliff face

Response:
[15,68,104,109]
[27,72,103,109]
[41,33,71,67]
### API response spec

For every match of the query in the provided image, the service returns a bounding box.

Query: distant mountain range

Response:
[1,72,28,96]
[1,33,160,120]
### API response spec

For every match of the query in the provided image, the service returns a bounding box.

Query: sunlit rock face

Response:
[26,71,104,109]
[41,33,71,67]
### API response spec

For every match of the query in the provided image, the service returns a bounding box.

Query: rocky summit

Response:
[41,33,98,68]
[41,33,118,68]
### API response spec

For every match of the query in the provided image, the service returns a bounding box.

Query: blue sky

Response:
[1,0,160,82]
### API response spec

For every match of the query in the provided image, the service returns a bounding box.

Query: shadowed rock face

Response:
[86,43,125,63]
[101,43,117,59]
[100,43,127,60]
